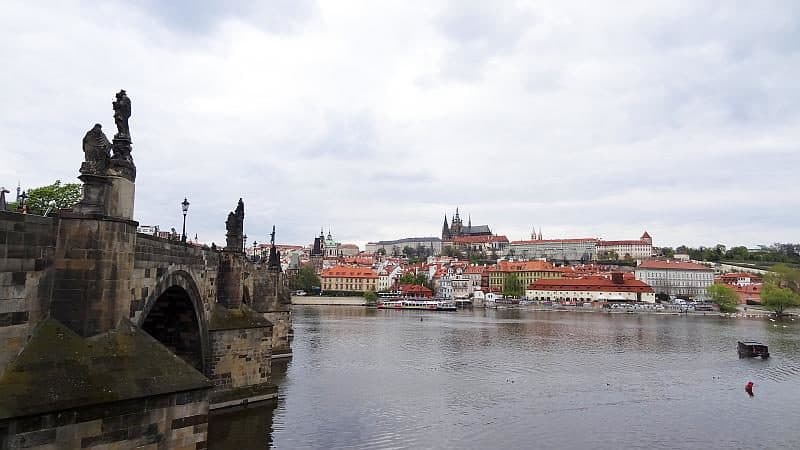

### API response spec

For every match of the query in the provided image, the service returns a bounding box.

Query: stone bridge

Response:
[0,92,291,449]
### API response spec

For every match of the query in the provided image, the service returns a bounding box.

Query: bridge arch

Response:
[138,269,209,374]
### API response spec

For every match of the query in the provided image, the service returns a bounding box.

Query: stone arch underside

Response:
[139,270,209,373]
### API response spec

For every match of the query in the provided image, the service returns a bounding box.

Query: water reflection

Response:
[210,307,800,449]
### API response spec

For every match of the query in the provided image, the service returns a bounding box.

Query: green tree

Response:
[363,290,378,306]
[661,247,675,258]
[707,284,739,313]
[502,273,523,298]
[291,265,320,292]
[762,265,800,316]
[402,246,416,259]
[376,248,386,256]
[18,180,82,215]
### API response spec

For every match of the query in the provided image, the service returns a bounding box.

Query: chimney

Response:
[612,272,624,284]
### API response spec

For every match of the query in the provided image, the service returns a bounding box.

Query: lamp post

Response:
[181,198,190,243]
[253,240,258,260]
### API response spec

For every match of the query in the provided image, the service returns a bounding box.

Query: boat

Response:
[377,298,457,311]
[738,341,770,359]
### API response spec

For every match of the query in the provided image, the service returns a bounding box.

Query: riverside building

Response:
[635,259,714,299]
[526,272,656,303]
[488,260,563,293]
[320,266,378,293]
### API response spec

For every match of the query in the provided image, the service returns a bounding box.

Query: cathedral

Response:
[441,208,492,240]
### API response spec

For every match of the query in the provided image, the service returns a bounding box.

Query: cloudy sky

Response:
[2,1,799,249]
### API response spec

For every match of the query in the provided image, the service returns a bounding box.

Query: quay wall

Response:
[292,296,366,306]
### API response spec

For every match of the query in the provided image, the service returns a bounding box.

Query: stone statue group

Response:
[81,90,135,180]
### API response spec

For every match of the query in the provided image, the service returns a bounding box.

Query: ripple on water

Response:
[213,307,800,450]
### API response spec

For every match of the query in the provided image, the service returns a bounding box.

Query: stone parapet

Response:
[0,212,56,379]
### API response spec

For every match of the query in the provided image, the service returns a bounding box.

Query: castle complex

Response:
[441,208,492,240]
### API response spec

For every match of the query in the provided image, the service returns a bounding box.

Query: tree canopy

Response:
[761,265,800,316]
[502,273,523,298]
[707,284,739,313]
[291,265,320,292]
[14,180,82,215]
[399,272,428,287]
[673,243,800,265]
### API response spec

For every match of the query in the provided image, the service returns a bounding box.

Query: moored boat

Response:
[738,341,770,359]
[377,298,457,311]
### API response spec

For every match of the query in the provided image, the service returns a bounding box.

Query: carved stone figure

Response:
[225,199,245,252]
[108,90,136,181]
[79,124,111,175]
[112,90,131,138]
[267,225,281,271]
[0,187,9,211]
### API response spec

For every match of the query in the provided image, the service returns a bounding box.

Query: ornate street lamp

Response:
[181,198,190,243]
[253,240,258,260]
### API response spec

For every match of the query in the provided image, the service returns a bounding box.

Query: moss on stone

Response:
[0,318,212,420]
[208,304,273,331]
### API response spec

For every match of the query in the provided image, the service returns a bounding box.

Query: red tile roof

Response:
[493,261,558,272]
[321,266,378,278]
[399,284,433,297]
[597,240,648,246]
[452,235,509,244]
[528,277,653,293]
[637,260,712,271]
[510,238,598,245]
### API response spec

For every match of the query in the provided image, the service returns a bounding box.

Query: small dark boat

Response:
[738,341,770,359]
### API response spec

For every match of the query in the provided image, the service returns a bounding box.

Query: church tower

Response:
[450,208,463,237]
[441,215,451,240]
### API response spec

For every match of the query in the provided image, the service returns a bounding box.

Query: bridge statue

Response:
[79,124,111,175]
[225,198,245,252]
[112,89,131,138]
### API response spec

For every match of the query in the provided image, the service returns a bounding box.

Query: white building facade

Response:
[635,260,714,299]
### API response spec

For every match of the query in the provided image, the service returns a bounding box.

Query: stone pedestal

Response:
[74,174,112,215]
[217,252,244,309]
[105,175,135,220]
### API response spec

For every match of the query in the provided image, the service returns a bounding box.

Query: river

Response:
[209,306,800,449]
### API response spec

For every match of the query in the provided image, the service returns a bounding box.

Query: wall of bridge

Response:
[0,212,55,376]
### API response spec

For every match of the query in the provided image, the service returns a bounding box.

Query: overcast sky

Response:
[2,1,799,249]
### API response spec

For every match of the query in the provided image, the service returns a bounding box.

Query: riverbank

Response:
[291,295,366,306]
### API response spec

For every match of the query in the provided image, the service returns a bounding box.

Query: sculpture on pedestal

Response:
[109,90,135,180]
[79,124,111,175]
[74,90,137,216]
[112,90,131,139]
[225,199,245,252]
[268,225,281,271]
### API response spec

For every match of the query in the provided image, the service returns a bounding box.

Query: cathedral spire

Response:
[441,214,451,240]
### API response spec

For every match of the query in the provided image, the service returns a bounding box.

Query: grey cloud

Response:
[298,111,378,160]
[435,1,533,80]
[129,0,317,34]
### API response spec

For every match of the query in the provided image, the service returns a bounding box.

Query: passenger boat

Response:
[376,298,457,311]
[738,341,770,359]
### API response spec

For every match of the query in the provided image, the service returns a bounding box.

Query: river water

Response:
[209,306,800,449]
